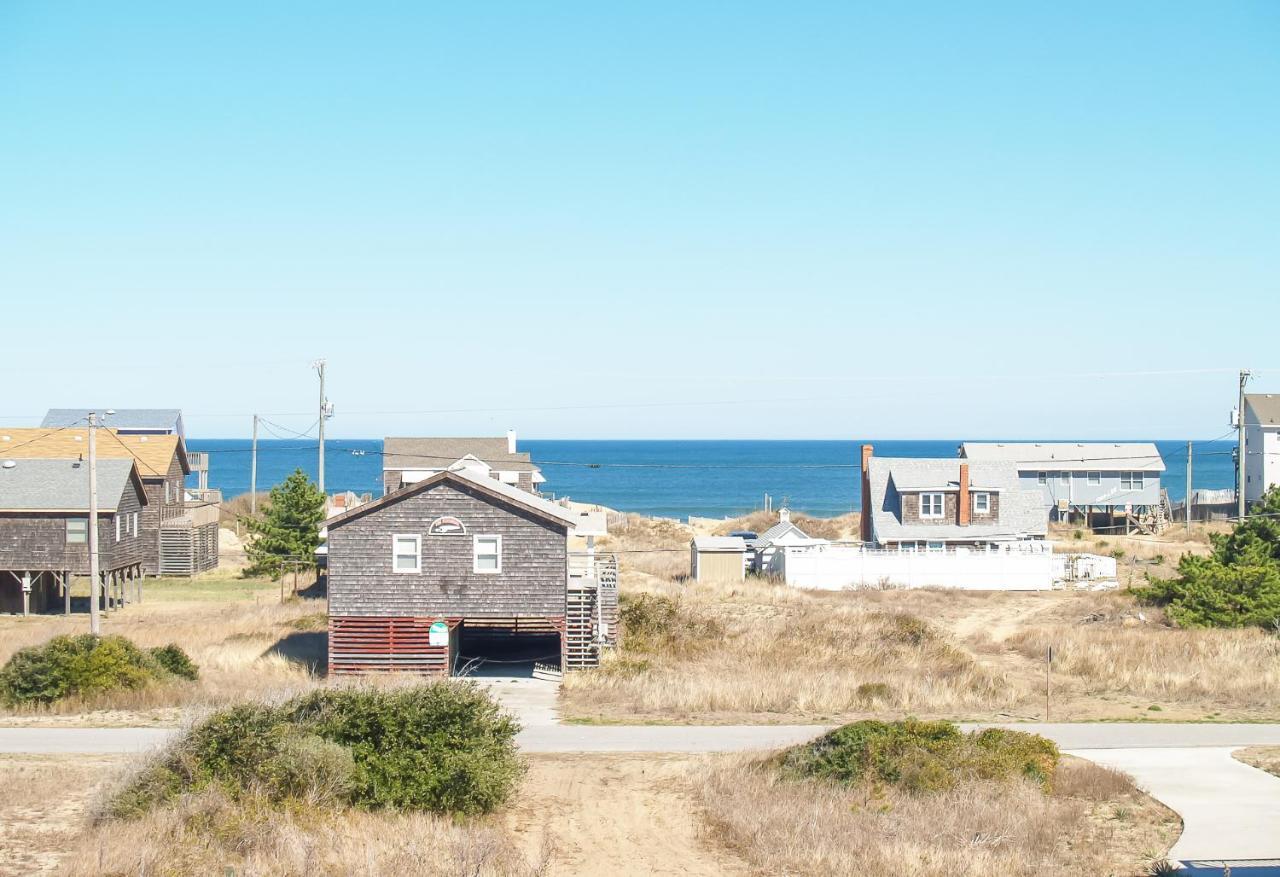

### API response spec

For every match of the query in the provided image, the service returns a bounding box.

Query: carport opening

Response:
[454,618,561,678]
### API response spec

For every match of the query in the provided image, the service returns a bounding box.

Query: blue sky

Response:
[1,2,1277,439]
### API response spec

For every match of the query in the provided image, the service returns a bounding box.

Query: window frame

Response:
[132,511,139,536]
[66,517,88,544]
[115,515,122,542]
[972,492,991,514]
[1121,471,1144,490]
[473,534,502,574]
[1087,471,1101,486]
[919,492,945,519]
[391,534,421,574]
[1037,471,1048,485]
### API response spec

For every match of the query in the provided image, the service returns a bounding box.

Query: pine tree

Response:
[243,469,326,579]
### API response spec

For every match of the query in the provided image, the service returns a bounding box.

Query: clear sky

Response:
[2,2,1277,440]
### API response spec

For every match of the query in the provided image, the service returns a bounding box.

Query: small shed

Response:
[690,535,747,583]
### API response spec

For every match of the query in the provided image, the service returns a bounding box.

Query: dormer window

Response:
[920,493,945,518]
[972,492,990,514]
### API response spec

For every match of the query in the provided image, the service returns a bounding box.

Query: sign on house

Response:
[428,621,450,646]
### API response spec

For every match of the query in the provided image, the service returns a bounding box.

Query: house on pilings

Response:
[0,458,148,615]
[324,467,616,677]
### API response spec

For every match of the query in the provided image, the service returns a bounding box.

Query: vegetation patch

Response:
[618,592,723,656]
[107,683,522,819]
[0,635,199,706]
[777,719,1059,794]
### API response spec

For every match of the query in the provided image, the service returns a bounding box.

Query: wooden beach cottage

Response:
[0,458,148,615]
[324,467,616,676]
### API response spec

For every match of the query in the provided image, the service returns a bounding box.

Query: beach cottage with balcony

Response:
[1243,394,1280,506]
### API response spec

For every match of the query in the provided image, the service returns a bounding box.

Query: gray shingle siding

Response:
[328,480,568,618]
[0,473,147,573]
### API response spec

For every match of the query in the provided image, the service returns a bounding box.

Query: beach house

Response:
[324,467,616,676]
[959,442,1168,532]
[1243,394,1280,505]
[0,458,148,615]
[381,431,546,496]
[861,447,1048,550]
[0,428,217,575]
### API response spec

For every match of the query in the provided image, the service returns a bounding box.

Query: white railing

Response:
[780,542,1076,591]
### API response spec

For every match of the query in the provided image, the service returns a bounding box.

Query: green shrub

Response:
[777,719,1059,795]
[855,682,893,704]
[149,644,199,680]
[0,634,197,707]
[618,592,722,655]
[108,683,522,819]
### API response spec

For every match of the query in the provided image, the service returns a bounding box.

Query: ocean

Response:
[185,439,1236,521]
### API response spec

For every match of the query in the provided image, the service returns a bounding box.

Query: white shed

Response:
[690,536,747,583]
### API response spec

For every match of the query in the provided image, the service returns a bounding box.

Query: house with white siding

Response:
[382,431,546,496]
[1243,394,1280,505]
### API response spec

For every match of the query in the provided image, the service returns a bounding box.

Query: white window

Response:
[1087,471,1101,486]
[392,534,420,573]
[66,518,88,544]
[1060,471,1071,484]
[1037,471,1048,485]
[926,541,945,552]
[132,512,139,536]
[473,535,502,573]
[919,493,945,518]
[164,481,171,504]
[972,492,990,514]
[1121,471,1144,490]
[115,516,122,542]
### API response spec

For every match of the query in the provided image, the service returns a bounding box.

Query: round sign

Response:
[428,621,450,647]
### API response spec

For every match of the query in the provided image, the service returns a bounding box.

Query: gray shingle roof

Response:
[382,437,541,474]
[0,458,139,511]
[755,519,810,548]
[960,442,1165,473]
[867,457,1047,543]
[41,408,183,432]
[1245,394,1280,426]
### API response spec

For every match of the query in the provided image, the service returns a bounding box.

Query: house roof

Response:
[755,518,811,548]
[959,442,1166,473]
[692,536,747,552]
[867,457,1048,543]
[41,409,182,432]
[325,466,577,531]
[382,437,542,475]
[1245,394,1280,426]
[0,458,145,512]
[0,429,189,479]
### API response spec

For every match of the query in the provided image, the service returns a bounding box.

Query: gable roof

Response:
[1245,394,1280,426]
[692,535,747,552]
[0,458,145,512]
[867,457,1047,543]
[42,409,183,433]
[325,467,577,531]
[755,518,811,548]
[383,437,542,475]
[959,442,1165,473]
[0,429,189,478]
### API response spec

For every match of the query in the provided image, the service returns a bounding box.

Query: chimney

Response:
[507,428,517,454]
[860,444,874,542]
[958,463,970,526]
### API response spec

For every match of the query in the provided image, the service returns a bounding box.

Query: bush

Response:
[777,719,1059,795]
[149,644,200,680]
[0,635,198,707]
[1136,487,1280,629]
[108,683,523,819]
[619,592,722,655]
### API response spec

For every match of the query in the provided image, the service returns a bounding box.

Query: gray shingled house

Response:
[0,458,148,615]
[324,467,615,676]
[381,431,545,496]
[860,446,1048,550]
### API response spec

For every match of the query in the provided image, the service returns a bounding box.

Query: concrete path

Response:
[1068,746,1280,862]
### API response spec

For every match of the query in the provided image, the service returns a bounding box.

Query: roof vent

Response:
[1,460,14,469]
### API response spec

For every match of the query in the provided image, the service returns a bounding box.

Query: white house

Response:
[1243,394,1280,505]
[382,431,546,496]
[751,508,825,574]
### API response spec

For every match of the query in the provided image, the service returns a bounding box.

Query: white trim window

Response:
[392,534,421,573]
[115,515,122,542]
[926,541,945,552]
[1120,471,1144,490]
[132,512,139,536]
[1060,471,1071,484]
[1087,471,1102,486]
[972,492,990,514]
[919,493,945,518]
[66,518,88,544]
[1037,471,1048,485]
[473,535,502,573]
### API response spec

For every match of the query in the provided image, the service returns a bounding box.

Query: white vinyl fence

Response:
[780,543,1116,591]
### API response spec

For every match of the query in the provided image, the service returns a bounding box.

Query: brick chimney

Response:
[860,444,874,542]
[958,462,970,526]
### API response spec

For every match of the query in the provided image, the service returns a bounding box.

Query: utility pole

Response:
[88,412,101,636]
[1185,440,1193,533]
[313,359,331,494]
[250,414,259,515]
[1238,369,1251,521]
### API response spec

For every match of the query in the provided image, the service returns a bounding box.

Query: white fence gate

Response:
[780,544,1115,591]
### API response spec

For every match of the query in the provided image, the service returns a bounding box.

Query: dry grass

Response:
[1234,746,1280,779]
[711,509,860,541]
[693,753,1178,877]
[0,576,325,725]
[64,787,547,877]
[563,576,1024,721]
